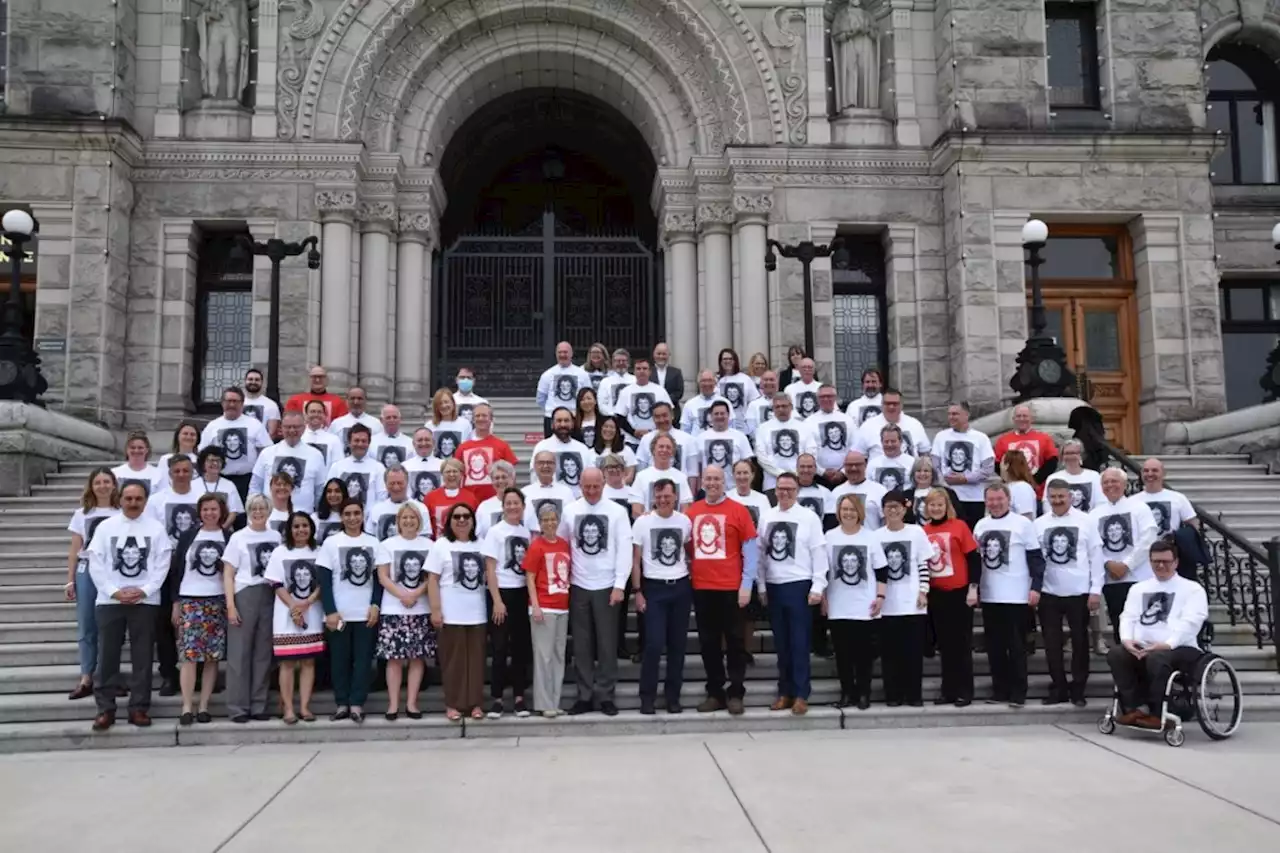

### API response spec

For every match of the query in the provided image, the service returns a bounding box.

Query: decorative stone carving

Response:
[357,201,397,225]
[733,193,775,216]
[761,6,808,144]
[197,0,250,103]
[831,0,879,112]
[315,189,357,211]
[663,212,697,236]
[398,211,433,235]
[277,0,328,139]
[696,202,736,231]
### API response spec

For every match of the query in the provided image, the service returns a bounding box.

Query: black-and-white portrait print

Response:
[457,404,476,423]
[396,551,428,589]
[244,403,265,423]
[286,560,316,598]
[632,392,655,421]
[857,405,881,426]
[533,498,563,525]
[978,529,1011,571]
[764,522,797,562]
[339,429,354,456]
[339,547,374,586]
[744,505,761,527]
[576,514,609,556]
[581,424,597,448]
[1043,527,1079,565]
[821,421,847,451]
[755,404,773,426]
[1140,592,1174,626]
[113,536,148,579]
[308,442,330,464]
[435,431,461,459]
[772,429,800,459]
[557,452,584,488]
[554,375,578,402]
[1068,483,1092,512]
[218,427,248,461]
[84,515,109,549]
[191,539,225,577]
[882,540,912,582]
[650,527,685,567]
[722,382,744,410]
[611,383,626,407]
[253,542,276,577]
[913,493,928,521]
[411,471,440,501]
[944,440,974,475]
[452,551,485,590]
[316,521,342,544]
[275,456,306,487]
[269,516,288,535]
[1099,513,1133,555]
[699,407,713,431]
[343,473,369,503]
[833,545,867,586]
[796,391,818,417]
[704,438,733,470]
[876,466,907,494]
[118,477,152,498]
[378,446,406,470]
[1147,501,1172,536]
[166,503,198,543]
[798,496,825,518]
[504,537,529,576]
[376,514,397,541]
[671,443,684,470]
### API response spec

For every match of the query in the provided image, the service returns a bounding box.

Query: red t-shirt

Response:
[685,498,758,591]
[456,435,519,502]
[284,391,349,423]
[424,488,479,538]
[924,518,978,591]
[994,429,1059,498]
[523,536,573,611]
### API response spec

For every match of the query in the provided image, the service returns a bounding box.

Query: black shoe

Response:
[666,701,683,715]
[954,698,972,708]
[196,711,212,724]
[639,699,656,715]
[630,653,642,664]
[487,701,503,720]
[230,714,250,724]
[744,653,756,667]
[933,696,952,706]
[886,700,902,708]
[834,694,851,709]
[251,712,271,721]
[1041,694,1065,706]
[856,696,871,710]
[330,708,351,721]
[568,701,593,716]
[158,680,178,698]
[600,701,619,717]
[384,712,399,722]
[179,712,194,727]
[906,700,924,708]
[1071,697,1088,708]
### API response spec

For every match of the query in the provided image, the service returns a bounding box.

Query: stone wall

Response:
[1108,0,1206,131]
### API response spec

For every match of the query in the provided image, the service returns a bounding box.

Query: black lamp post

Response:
[1260,223,1280,403]
[1010,219,1076,400]
[232,235,321,404]
[764,236,846,357]
[0,210,47,403]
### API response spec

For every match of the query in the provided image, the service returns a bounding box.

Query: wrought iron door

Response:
[435,211,659,394]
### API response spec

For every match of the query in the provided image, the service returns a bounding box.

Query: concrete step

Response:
[0,534,73,554]
[0,586,70,605]
[0,603,76,623]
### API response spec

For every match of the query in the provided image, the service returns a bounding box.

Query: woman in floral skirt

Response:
[375,504,436,720]
[169,494,231,725]
[263,511,325,724]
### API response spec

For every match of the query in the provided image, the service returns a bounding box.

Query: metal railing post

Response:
[1268,537,1280,673]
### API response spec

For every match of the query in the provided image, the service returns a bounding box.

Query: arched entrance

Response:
[432,89,661,393]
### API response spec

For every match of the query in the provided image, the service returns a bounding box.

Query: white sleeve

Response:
[141,528,173,599]
[87,524,115,599]
[1175,494,1197,525]
[249,449,270,497]
[1168,583,1209,649]
[199,422,217,450]
[374,541,393,568]
[735,434,755,462]
[1126,504,1159,570]
[807,518,830,596]
[536,369,551,409]
[1118,583,1140,643]
[612,511,634,589]
[1085,525,1104,596]
[264,547,287,586]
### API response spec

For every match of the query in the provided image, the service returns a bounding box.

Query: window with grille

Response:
[1045,3,1101,111]
[831,240,888,404]
[193,232,253,410]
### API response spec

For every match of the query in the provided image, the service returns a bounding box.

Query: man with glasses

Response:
[329,387,383,455]
[855,386,930,458]
[805,384,856,486]
[523,451,575,530]
[285,365,350,421]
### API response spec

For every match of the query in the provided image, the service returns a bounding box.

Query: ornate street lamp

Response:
[232,235,321,404]
[1260,224,1280,403]
[1010,218,1076,400]
[0,209,47,403]
[764,235,846,357]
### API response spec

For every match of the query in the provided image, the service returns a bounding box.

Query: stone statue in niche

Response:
[198,0,250,102]
[831,0,879,112]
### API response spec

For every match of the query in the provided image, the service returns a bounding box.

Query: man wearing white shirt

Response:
[805,384,856,485]
[560,469,633,716]
[451,366,488,423]
[793,454,836,529]
[783,357,822,420]
[615,358,673,446]
[1035,481,1104,707]
[652,342,685,423]
[88,483,173,730]
[302,399,343,467]
[1135,458,1198,537]
[754,393,817,491]
[681,370,731,436]
[199,385,272,502]
[365,467,429,541]
[756,472,828,716]
[631,479,694,714]
[1090,468,1159,643]
[854,387,931,458]
[325,424,388,513]
[831,451,888,532]
[250,411,326,513]
[930,401,996,528]
[1106,539,1209,729]
[1041,439,1104,514]
[328,387,382,456]
[369,404,415,470]
[403,428,443,502]
[695,402,754,485]
[145,454,197,694]
[523,452,576,531]
[865,425,916,495]
[636,403,699,491]
[530,408,596,498]
[745,371,779,438]
[596,348,635,417]
[844,368,884,428]
[632,434,696,511]
[536,341,593,436]
[242,368,282,439]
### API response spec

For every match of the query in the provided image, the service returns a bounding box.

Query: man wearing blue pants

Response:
[631,480,694,715]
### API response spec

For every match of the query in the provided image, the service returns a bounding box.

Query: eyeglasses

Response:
[451,513,474,521]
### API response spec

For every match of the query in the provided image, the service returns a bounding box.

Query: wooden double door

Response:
[1038,288,1141,451]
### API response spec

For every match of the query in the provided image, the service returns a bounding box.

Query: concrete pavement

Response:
[2,724,1278,852]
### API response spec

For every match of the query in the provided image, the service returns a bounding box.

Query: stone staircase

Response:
[0,417,1276,751]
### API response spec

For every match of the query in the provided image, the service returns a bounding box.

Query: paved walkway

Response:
[3,724,1278,851]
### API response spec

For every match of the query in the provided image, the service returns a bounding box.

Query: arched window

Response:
[1207,44,1280,185]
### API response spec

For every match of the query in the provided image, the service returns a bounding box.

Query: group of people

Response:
[68,347,1211,728]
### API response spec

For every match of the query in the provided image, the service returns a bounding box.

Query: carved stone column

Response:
[698,202,735,359]
[664,211,698,397]
[317,189,356,388]
[253,0,280,138]
[395,210,432,413]
[734,191,773,360]
[358,201,396,403]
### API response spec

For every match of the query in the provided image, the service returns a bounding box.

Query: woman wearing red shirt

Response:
[523,503,573,717]
[424,459,478,538]
[923,487,980,707]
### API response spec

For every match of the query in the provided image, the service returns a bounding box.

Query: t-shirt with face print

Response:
[224,526,284,593]
[972,512,1041,604]
[315,531,381,621]
[824,526,887,620]
[425,538,489,625]
[482,520,533,590]
[180,529,229,597]
[875,523,932,617]
[374,535,432,616]
[633,511,692,581]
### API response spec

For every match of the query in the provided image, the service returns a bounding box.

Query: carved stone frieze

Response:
[662,211,697,236]
[277,0,329,140]
[315,189,357,211]
[357,200,398,224]
[732,193,775,216]
[696,202,736,230]
[398,210,433,234]
[134,167,355,182]
[761,6,809,145]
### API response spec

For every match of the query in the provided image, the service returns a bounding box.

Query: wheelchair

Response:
[1097,651,1243,747]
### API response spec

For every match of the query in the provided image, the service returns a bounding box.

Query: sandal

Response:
[445,708,462,722]
[300,711,316,723]
[283,714,298,726]
[469,707,485,720]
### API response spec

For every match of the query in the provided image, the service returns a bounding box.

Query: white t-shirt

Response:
[315,531,381,621]
[831,479,888,530]
[250,440,326,514]
[632,465,695,511]
[856,413,932,458]
[267,508,291,537]
[796,483,835,521]
[757,503,829,593]
[875,524,933,616]
[403,456,443,502]
[537,363,593,417]
[242,394,282,430]
[529,437,596,498]
[364,497,429,542]
[111,463,160,499]
[482,520,533,590]
[145,487,202,547]
[325,454,388,513]
[1034,508,1104,597]
[727,489,773,530]
[374,534,433,616]
[68,507,119,573]
[193,475,244,514]
[224,525,283,592]
[603,484,641,518]
[263,545,325,637]
[594,445,637,472]
[845,393,884,428]
[615,382,674,436]
[867,453,916,496]
[369,432,415,471]
[425,537,488,625]
[973,512,1041,604]
[521,481,575,531]
[1042,468,1104,514]
[86,514,173,606]
[694,428,754,476]
[200,415,272,476]
[301,428,344,469]
[680,394,731,436]
[154,453,198,492]
[632,511,692,580]
[636,428,699,479]
[597,372,635,416]
[931,427,996,504]
[824,526,887,621]
[1135,488,1196,538]
[784,379,822,420]
[329,412,383,456]
[426,419,472,460]
[177,528,230,598]
[745,395,774,438]
[1008,480,1038,518]
[1090,495,1160,585]
[311,511,346,546]
[559,497,634,591]
[1119,574,1209,650]
[753,417,817,490]
[716,373,760,432]
[452,392,489,424]
[806,410,858,472]
[476,496,506,540]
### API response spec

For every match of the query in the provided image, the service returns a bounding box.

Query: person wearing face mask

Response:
[241,367,283,440]
[301,399,343,468]
[451,366,488,423]
[457,404,518,503]
[681,370,732,437]
[328,386,383,456]
[250,411,326,513]
[597,348,636,417]
[369,404,416,471]
[844,368,885,428]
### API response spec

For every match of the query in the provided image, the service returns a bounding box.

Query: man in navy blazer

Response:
[652,342,685,425]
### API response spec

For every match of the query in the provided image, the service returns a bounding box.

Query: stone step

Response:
[0,534,75,554]
[0,586,70,605]
[1147,455,1254,466]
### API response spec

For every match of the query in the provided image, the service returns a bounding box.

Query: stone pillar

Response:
[804,0,830,145]
[885,1,921,146]
[154,0,184,137]
[27,203,73,410]
[664,212,698,398]
[733,191,773,361]
[882,224,923,411]
[348,225,362,376]
[395,211,431,413]
[941,165,1002,412]
[808,221,838,381]
[253,0,280,138]
[317,191,355,387]
[357,202,396,403]
[247,218,276,374]
[698,203,734,360]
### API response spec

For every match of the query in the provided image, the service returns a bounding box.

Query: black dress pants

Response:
[489,587,531,700]
[1039,593,1090,700]
[829,619,877,701]
[693,589,747,701]
[929,587,974,702]
[879,614,926,705]
[1106,644,1203,715]
[982,602,1029,704]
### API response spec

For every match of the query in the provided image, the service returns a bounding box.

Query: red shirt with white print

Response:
[685,497,758,591]
[523,536,573,611]
[924,517,978,592]
[456,434,519,502]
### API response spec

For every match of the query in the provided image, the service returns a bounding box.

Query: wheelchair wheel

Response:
[1195,656,1243,740]
[1097,715,1116,735]
[1164,726,1185,748]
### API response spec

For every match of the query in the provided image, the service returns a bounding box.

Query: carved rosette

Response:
[733,192,774,221]
[696,202,736,234]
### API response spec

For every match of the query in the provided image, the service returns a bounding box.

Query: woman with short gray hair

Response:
[477,460,517,539]
[523,503,573,717]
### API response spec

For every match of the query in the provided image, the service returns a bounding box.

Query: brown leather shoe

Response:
[1115,710,1143,726]
[68,682,93,701]
[726,697,745,716]
[91,711,114,732]
[1134,713,1162,730]
[127,710,153,727]
[791,698,809,716]
[770,696,794,711]
[696,696,726,713]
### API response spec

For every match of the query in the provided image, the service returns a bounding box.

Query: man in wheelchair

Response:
[1105,538,1209,730]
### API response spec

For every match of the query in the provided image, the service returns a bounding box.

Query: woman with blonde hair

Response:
[584,342,610,391]
[999,450,1038,520]
[921,487,979,706]
[746,352,770,386]
[824,492,887,709]
[375,503,435,720]
[427,388,472,460]
[65,468,120,700]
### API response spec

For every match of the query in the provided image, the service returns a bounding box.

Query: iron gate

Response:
[434,211,661,394]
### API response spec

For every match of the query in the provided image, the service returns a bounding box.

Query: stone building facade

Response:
[1,0,1277,450]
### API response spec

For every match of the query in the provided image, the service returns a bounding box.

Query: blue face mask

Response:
[457,378,474,394]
